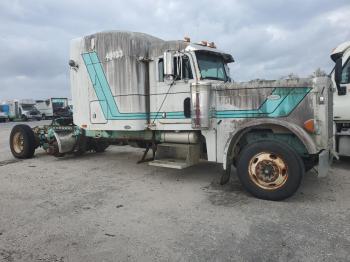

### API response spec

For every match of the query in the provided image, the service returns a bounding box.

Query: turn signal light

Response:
[303,119,315,133]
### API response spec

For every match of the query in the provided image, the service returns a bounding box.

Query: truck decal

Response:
[82,52,184,120]
[82,52,310,120]
[213,87,311,118]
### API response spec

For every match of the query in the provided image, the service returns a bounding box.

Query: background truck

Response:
[35,97,71,119]
[331,41,350,156]
[0,104,10,122]
[9,31,333,200]
[7,99,41,121]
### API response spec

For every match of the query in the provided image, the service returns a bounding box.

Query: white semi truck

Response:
[9,31,334,200]
[330,41,350,156]
[35,98,71,119]
[7,99,41,121]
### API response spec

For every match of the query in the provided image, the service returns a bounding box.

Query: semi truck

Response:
[6,99,42,121]
[330,41,350,156]
[9,31,334,200]
[35,97,71,119]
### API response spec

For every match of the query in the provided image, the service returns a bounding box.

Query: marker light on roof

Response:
[207,42,216,48]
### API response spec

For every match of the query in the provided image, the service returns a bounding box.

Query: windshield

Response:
[196,51,228,81]
[52,98,67,109]
[21,104,35,111]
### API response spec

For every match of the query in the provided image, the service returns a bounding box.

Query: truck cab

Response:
[18,100,41,121]
[331,41,350,156]
[149,42,233,132]
[36,98,71,119]
[6,100,41,121]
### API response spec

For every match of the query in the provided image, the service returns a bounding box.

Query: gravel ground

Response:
[0,121,349,262]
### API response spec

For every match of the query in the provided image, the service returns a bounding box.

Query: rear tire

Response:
[74,135,88,156]
[10,124,36,159]
[90,139,109,153]
[236,140,304,201]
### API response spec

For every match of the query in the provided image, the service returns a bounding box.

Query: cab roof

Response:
[186,43,234,63]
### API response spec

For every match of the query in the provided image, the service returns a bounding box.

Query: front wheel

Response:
[236,140,304,201]
[9,124,36,159]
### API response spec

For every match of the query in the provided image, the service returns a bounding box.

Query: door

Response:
[150,53,195,130]
[334,56,350,121]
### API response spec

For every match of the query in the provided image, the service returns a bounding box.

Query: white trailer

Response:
[330,41,350,156]
[9,31,334,200]
[35,98,70,119]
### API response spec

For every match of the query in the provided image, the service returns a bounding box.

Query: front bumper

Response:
[316,149,333,177]
[27,115,41,120]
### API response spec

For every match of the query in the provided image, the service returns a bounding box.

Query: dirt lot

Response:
[0,121,349,262]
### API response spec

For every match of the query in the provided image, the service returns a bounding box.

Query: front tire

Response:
[10,125,36,159]
[236,140,304,201]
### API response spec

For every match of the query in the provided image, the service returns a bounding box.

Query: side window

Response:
[158,55,193,82]
[341,59,350,84]
[182,55,193,80]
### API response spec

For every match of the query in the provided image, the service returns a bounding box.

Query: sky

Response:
[0,0,349,101]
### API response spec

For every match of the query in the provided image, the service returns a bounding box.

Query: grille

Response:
[29,110,39,116]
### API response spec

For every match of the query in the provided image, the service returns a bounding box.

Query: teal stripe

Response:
[214,87,310,118]
[82,51,310,121]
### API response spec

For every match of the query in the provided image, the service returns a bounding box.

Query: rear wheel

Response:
[10,125,36,159]
[236,140,304,201]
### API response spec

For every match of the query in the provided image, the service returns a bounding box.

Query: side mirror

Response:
[334,58,346,95]
[163,51,174,76]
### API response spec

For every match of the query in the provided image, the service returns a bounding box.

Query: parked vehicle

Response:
[9,31,334,200]
[331,41,350,156]
[7,99,41,121]
[0,104,10,122]
[36,98,71,119]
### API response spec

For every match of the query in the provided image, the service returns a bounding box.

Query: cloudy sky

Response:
[0,0,349,101]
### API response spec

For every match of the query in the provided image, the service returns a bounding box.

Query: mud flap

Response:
[220,164,231,185]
